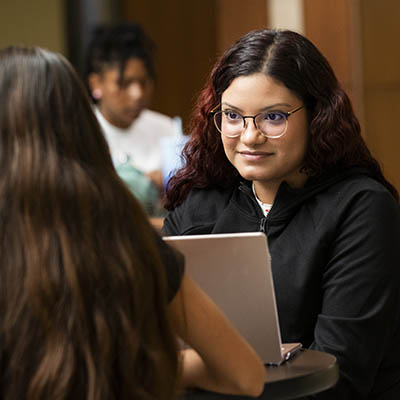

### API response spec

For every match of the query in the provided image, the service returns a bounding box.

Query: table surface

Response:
[184,349,339,400]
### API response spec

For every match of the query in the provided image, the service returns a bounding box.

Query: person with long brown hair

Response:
[163,29,400,399]
[0,46,265,400]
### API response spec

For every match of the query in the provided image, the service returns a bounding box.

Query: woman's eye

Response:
[265,112,285,121]
[224,111,241,121]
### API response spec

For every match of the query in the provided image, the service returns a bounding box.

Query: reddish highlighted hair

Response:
[164,29,398,209]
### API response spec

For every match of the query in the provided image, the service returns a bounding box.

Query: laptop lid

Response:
[163,232,301,365]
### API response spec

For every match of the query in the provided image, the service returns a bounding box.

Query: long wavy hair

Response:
[0,46,178,400]
[164,29,398,209]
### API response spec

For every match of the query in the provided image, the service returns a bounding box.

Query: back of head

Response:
[85,22,155,95]
[0,46,114,182]
[165,29,398,208]
[0,46,178,400]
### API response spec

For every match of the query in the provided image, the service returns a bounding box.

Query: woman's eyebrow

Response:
[220,102,242,112]
[221,102,292,112]
[259,103,292,111]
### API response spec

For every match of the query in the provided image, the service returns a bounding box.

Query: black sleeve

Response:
[309,189,400,399]
[155,233,185,302]
[162,207,184,236]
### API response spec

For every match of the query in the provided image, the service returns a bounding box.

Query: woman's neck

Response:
[252,181,279,204]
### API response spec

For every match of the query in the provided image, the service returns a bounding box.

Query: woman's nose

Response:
[240,119,266,145]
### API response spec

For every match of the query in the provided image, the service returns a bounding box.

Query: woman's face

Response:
[220,73,308,200]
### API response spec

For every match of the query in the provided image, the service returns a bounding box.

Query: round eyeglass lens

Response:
[214,111,242,137]
[255,111,287,137]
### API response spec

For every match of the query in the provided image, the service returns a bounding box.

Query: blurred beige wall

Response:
[0,0,66,54]
[304,0,400,190]
[361,0,400,189]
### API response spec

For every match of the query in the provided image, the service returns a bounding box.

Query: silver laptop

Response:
[163,232,302,365]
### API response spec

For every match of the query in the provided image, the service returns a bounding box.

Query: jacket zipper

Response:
[260,217,268,233]
[238,183,270,234]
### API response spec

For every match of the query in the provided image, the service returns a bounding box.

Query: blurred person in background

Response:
[85,23,178,216]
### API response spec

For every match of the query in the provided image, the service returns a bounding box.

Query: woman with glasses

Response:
[163,29,400,399]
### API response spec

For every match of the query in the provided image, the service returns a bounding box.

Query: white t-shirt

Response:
[95,108,177,173]
[252,183,273,217]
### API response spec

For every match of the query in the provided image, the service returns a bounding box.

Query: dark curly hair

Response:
[84,22,156,102]
[164,29,398,209]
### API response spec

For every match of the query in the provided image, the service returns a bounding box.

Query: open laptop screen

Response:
[163,232,301,364]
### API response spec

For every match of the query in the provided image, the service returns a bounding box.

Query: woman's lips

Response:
[239,151,273,161]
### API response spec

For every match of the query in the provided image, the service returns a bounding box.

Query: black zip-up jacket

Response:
[163,168,400,399]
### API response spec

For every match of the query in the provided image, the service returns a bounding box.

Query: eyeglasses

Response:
[210,104,304,139]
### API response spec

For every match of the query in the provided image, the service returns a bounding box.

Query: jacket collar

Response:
[238,167,370,221]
